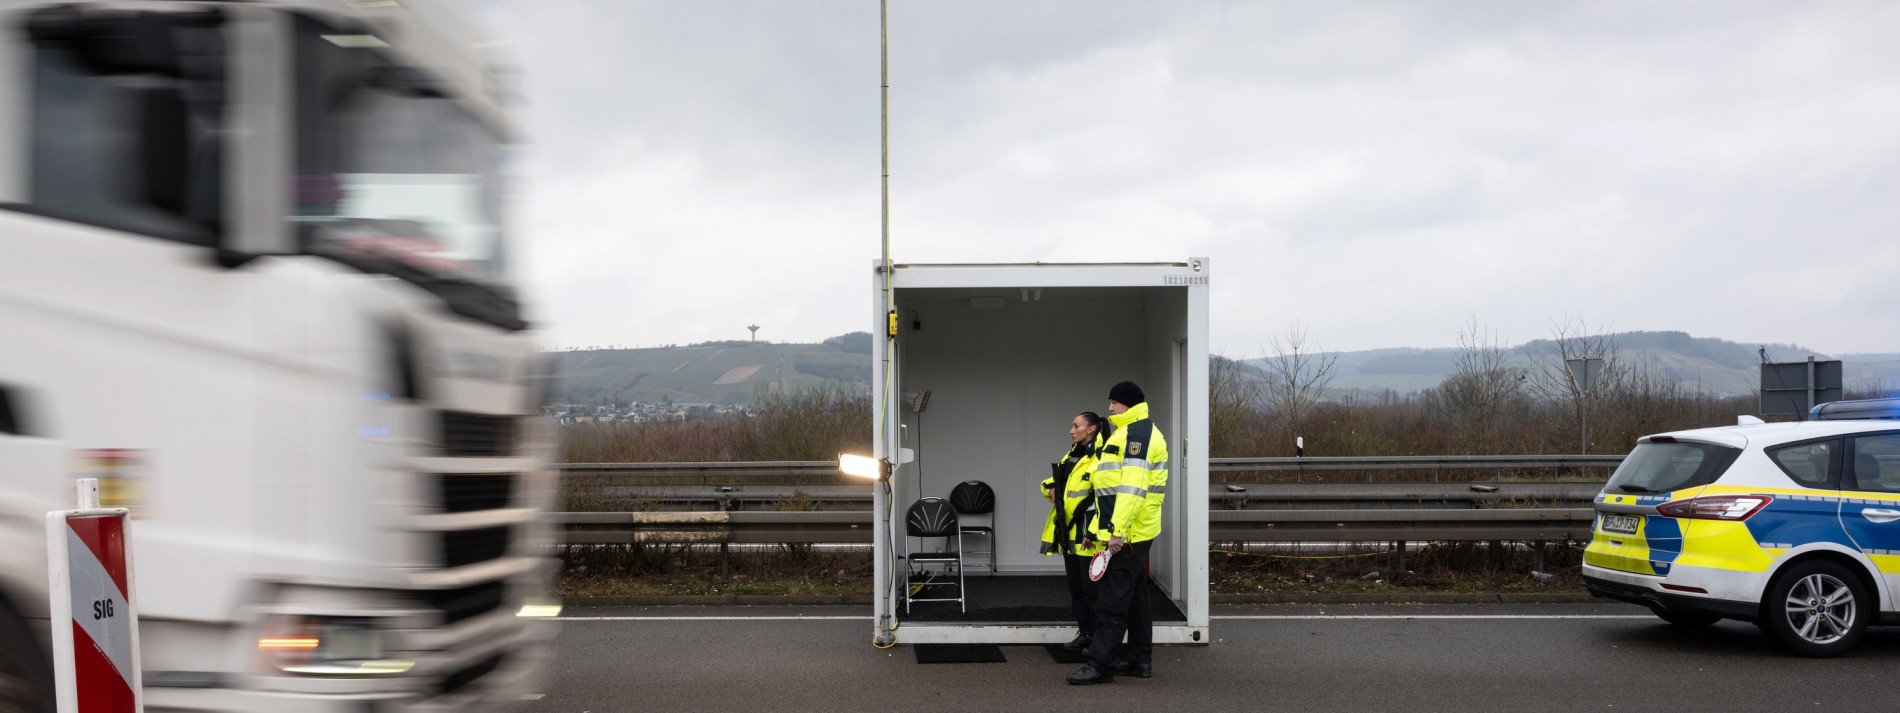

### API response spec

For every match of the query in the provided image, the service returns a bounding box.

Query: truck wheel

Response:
[0,599,54,713]
[1762,560,1869,657]
[1650,607,1721,628]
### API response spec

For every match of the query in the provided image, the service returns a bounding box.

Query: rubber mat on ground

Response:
[1043,644,1089,664]
[914,644,1006,664]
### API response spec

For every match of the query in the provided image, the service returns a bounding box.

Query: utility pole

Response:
[872,0,897,650]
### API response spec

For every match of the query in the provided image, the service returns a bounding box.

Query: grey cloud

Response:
[466,0,1900,353]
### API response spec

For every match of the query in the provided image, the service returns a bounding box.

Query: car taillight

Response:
[1656,495,1772,521]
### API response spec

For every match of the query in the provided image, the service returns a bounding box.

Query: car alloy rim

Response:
[1784,573,1856,645]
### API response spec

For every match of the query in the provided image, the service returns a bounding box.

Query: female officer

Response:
[1040,411,1107,652]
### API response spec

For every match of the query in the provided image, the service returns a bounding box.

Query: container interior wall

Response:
[1140,287,1189,604]
[893,286,1188,605]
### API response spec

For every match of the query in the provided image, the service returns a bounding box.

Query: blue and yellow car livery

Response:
[1582,413,1900,655]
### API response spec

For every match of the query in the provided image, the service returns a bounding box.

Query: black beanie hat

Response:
[1108,381,1145,407]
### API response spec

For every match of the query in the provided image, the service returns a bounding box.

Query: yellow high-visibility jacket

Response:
[1040,434,1105,557]
[1088,402,1169,544]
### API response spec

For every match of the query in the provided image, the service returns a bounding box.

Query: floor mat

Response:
[904,575,1185,624]
[914,644,1007,664]
[1043,644,1089,664]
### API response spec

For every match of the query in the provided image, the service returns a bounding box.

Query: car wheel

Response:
[1762,560,1869,657]
[0,600,54,713]
[1650,607,1721,627]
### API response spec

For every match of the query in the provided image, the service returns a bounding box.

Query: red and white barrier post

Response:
[47,477,141,713]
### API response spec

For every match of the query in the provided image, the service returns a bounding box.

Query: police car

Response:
[1583,398,1900,656]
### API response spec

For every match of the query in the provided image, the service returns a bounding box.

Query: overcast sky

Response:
[469,1,1900,357]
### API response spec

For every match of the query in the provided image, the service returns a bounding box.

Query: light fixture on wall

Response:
[839,453,890,481]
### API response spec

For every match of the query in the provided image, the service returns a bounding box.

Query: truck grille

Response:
[440,412,518,457]
[441,526,512,567]
[437,473,518,513]
[437,653,505,697]
[423,580,507,624]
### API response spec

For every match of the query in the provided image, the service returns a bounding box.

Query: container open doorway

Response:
[867,260,1210,646]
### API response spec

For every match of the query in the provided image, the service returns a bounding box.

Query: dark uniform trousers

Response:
[1085,539,1152,670]
[1061,552,1097,633]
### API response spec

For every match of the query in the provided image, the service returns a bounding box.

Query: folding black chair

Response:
[948,480,996,576]
[901,497,965,613]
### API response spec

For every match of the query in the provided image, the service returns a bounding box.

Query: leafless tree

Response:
[1525,316,1624,453]
[1259,324,1338,439]
[1423,316,1526,451]
[1208,355,1264,456]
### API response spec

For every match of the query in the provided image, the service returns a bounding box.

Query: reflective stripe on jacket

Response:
[1087,402,1169,544]
[1040,434,1105,557]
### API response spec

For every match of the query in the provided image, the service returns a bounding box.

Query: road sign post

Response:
[46,478,141,713]
[1566,358,1604,455]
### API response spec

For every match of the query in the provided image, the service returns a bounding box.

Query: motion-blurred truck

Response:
[0,0,558,710]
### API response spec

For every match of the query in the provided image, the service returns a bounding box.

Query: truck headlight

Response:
[258,615,413,677]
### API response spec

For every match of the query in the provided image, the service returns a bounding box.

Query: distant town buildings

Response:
[545,401,757,425]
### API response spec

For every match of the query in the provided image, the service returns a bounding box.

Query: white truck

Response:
[0,1,557,710]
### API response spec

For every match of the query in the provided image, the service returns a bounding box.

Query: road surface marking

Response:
[555,614,1652,622]
[1214,615,1652,620]
[558,615,867,621]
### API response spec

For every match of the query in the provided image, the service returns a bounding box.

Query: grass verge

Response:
[556,541,1586,598]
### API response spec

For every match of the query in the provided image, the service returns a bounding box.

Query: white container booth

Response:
[866,259,1210,646]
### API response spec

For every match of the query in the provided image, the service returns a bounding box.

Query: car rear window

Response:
[1768,439,1841,488]
[1605,441,1743,494]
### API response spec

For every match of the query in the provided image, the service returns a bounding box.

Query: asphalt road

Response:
[520,602,1900,713]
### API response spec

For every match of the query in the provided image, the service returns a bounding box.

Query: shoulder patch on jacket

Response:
[1125,420,1154,459]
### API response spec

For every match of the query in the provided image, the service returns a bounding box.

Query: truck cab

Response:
[0,1,556,709]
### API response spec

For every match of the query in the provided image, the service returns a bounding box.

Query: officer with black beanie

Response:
[1069,380,1170,684]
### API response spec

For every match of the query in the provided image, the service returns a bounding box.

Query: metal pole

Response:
[77,477,100,510]
[1580,394,1588,456]
[880,0,891,274]
[1806,356,1816,419]
[871,0,897,648]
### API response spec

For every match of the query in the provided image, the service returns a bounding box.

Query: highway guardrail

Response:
[555,507,1596,545]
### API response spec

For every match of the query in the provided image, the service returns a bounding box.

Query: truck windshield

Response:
[290,15,510,287]
[1604,441,1742,495]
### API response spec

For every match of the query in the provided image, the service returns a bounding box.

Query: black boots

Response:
[1062,633,1092,652]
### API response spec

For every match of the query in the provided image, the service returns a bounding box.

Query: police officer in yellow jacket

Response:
[1040,412,1107,651]
[1068,381,1168,685]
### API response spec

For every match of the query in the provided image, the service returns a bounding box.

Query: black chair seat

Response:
[959,525,993,533]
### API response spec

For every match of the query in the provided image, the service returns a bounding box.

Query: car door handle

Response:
[1863,508,1900,524]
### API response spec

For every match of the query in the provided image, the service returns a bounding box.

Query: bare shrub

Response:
[562,387,871,463]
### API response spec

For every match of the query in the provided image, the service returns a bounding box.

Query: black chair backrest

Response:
[1857,451,1881,481]
[949,480,995,515]
[906,497,959,538]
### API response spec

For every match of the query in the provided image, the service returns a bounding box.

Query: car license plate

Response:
[1601,514,1640,535]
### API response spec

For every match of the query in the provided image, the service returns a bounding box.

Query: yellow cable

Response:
[906,571,938,597]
